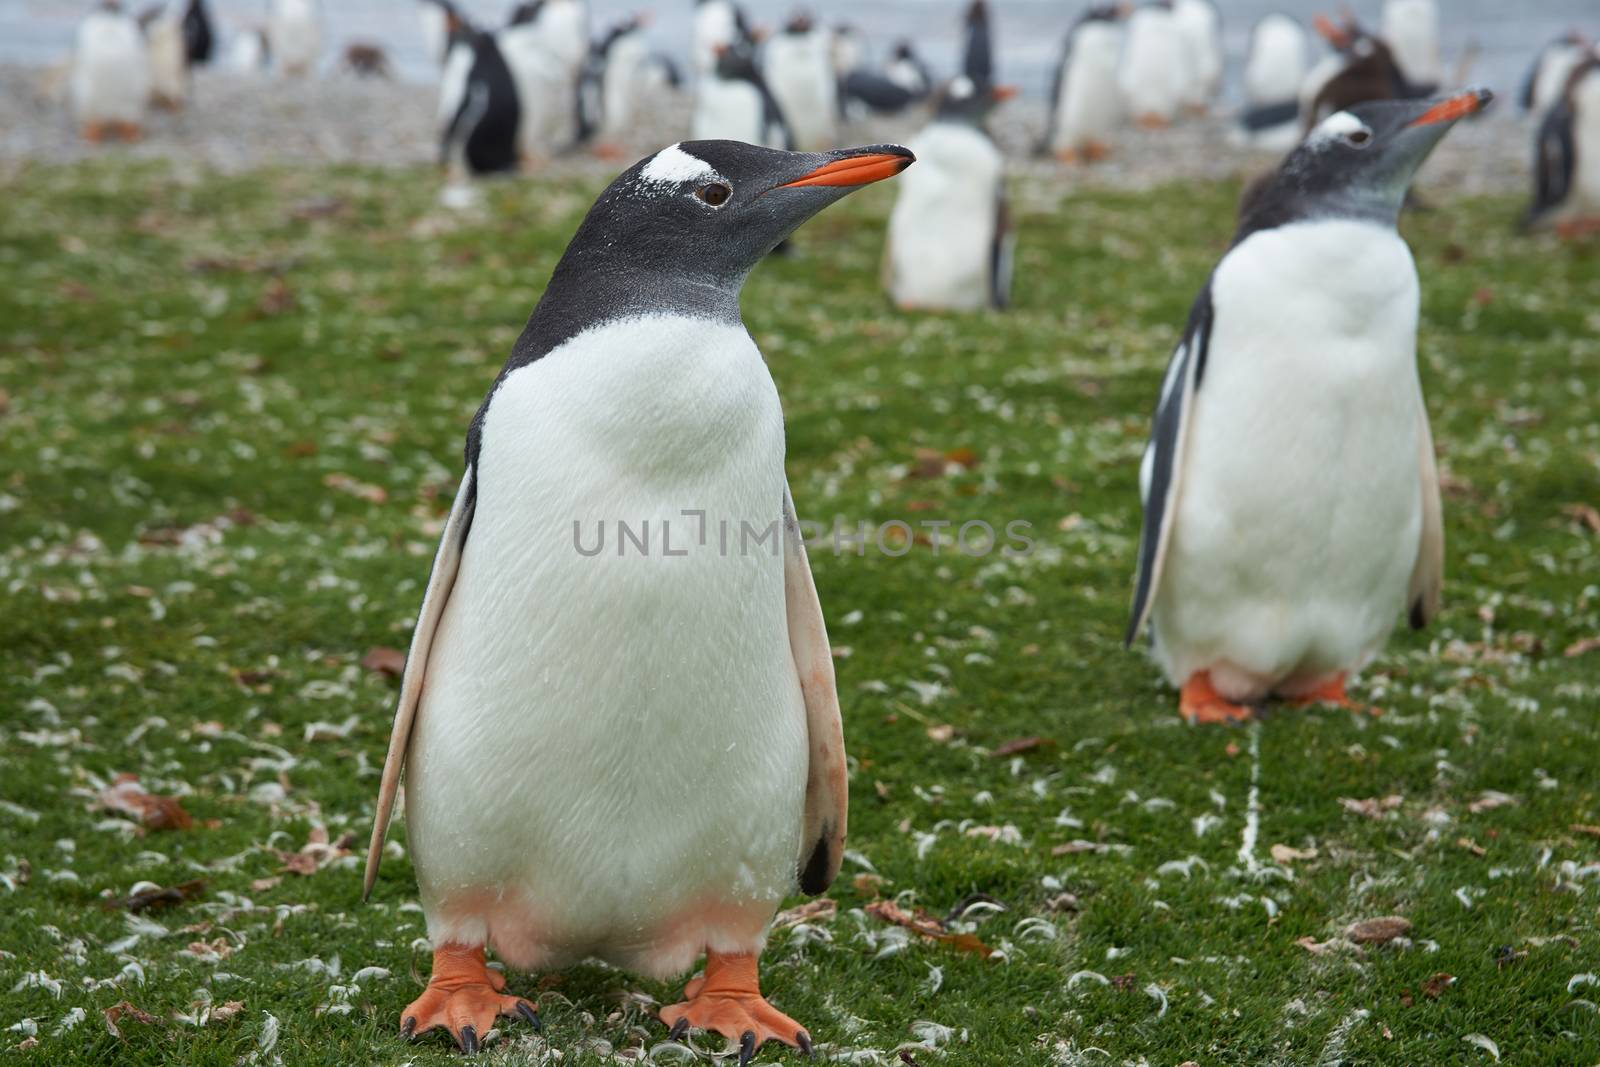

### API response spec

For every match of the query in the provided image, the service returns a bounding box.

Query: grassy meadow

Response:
[1,159,1598,1066]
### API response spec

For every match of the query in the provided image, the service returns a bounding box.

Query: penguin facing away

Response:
[1126,90,1492,724]
[441,25,522,176]
[140,4,188,110]
[364,138,914,1056]
[886,77,1016,312]
[1524,58,1600,237]
[71,1,151,142]
[593,15,652,148]
[961,0,994,85]
[1042,3,1125,163]
[1379,0,1441,95]
[1172,0,1221,115]
[1234,12,1309,150]
[764,14,838,151]
[182,0,212,63]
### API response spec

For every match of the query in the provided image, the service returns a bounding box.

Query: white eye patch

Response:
[639,144,720,187]
[1308,110,1371,146]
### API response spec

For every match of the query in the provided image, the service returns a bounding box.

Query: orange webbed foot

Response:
[660,951,810,1063]
[1179,671,1254,725]
[400,944,539,1053]
[1286,674,1381,717]
[1055,147,1080,164]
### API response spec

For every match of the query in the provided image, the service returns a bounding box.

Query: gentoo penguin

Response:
[1234,12,1308,149]
[592,15,653,151]
[139,4,188,110]
[363,137,914,1056]
[764,14,837,151]
[418,0,458,67]
[1172,0,1221,115]
[831,23,867,84]
[885,39,933,98]
[1119,1,1184,128]
[693,0,754,76]
[962,0,994,85]
[1041,3,1125,163]
[181,0,212,64]
[224,27,268,72]
[1379,0,1441,96]
[1520,31,1591,115]
[1125,89,1493,723]
[1524,57,1600,237]
[886,77,1015,312]
[71,1,151,143]
[502,0,591,155]
[268,0,320,77]
[1302,15,1417,130]
[693,41,793,150]
[441,24,523,176]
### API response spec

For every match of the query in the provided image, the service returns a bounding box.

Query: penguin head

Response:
[1245,89,1493,231]
[932,76,1016,126]
[711,40,762,82]
[559,141,914,288]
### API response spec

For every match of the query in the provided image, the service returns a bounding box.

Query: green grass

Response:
[1,158,1598,1067]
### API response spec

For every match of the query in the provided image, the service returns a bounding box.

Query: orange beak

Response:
[779,151,915,189]
[1313,14,1348,48]
[1408,89,1492,127]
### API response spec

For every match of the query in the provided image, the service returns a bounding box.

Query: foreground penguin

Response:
[365,137,914,1057]
[71,1,150,143]
[764,15,837,151]
[1524,58,1600,236]
[1041,3,1125,163]
[886,77,1015,311]
[1126,89,1493,723]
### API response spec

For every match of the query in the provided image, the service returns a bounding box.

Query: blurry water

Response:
[2,0,1592,99]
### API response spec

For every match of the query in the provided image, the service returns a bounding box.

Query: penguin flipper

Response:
[1526,99,1575,227]
[1125,282,1213,647]
[782,483,846,897]
[1406,404,1444,630]
[363,464,477,900]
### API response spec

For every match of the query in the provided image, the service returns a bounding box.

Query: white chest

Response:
[887,123,1002,308]
[693,78,765,143]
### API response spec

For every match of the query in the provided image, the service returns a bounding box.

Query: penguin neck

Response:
[511,258,745,365]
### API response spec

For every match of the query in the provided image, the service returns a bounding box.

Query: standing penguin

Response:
[764,15,837,151]
[591,15,653,152]
[1524,58,1600,237]
[1125,90,1492,723]
[181,0,212,64]
[886,77,1016,311]
[418,0,458,67]
[1235,12,1308,149]
[364,138,914,1057]
[841,41,929,119]
[693,41,793,150]
[268,0,320,77]
[1041,3,1125,163]
[71,1,151,143]
[693,0,754,76]
[1120,1,1184,128]
[1379,0,1441,96]
[885,40,933,98]
[1172,0,1221,115]
[140,3,188,110]
[441,23,523,176]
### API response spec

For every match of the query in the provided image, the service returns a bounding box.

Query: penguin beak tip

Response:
[1407,87,1493,128]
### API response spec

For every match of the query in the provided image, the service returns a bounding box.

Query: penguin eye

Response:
[695,182,732,207]
[1345,128,1373,147]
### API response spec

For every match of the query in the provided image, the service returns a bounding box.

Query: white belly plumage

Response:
[71,13,150,127]
[1151,221,1425,701]
[1051,24,1122,151]
[886,122,1001,311]
[405,315,809,978]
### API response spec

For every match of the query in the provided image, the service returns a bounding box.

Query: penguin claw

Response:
[668,1018,689,1042]
[401,1015,418,1039]
[738,1030,757,1067]
[797,1030,813,1057]
[458,1024,478,1054]
[516,999,542,1031]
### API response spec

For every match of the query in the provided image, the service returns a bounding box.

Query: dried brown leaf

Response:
[102,879,206,912]
[1572,824,1600,838]
[360,646,407,676]
[865,899,992,957]
[1456,837,1487,857]
[1339,795,1403,819]
[103,1001,161,1039]
[1561,503,1600,534]
[1421,973,1455,999]
[1467,791,1517,814]
[991,737,1052,758]
[1564,637,1600,658]
[96,774,193,831]
[1346,916,1412,945]
[772,899,837,928]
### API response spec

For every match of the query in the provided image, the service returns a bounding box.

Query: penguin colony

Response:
[52,0,1596,1061]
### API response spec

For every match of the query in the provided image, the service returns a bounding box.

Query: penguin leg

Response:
[591,142,627,161]
[115,121,144,143]
[1284,673,1381,717]
[1083,140,1111,162]
[82,122,108,144]
[400,943,540,1053]
[660,951,811,1063]
[1178,671,1253,725]
[1055,146,1081,164]
[1135,114,1170,131]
